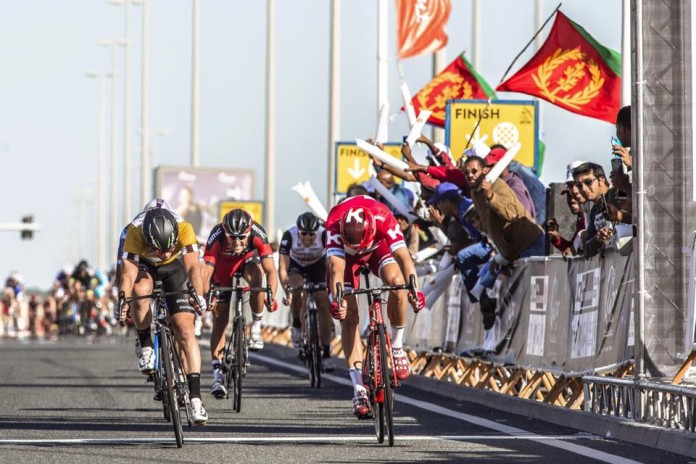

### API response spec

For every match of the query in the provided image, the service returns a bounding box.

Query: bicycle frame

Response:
[288,280,326,388]
[123,281,197,447]
[210,274,271,412]
[339,270,416,446]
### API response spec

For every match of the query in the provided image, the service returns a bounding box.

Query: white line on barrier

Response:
[250,353,643,464]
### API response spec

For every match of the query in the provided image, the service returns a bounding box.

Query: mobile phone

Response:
[611,158,623,173]
[611,136,622,147]
[599,194,609,214]
[616,190,628,201]
[402,135,408,143]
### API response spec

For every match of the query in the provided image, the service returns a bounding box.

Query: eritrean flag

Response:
[411,52,495,128]
[497,11,621,124]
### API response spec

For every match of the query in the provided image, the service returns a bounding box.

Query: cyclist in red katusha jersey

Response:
[325,194,425,418]
[202,209,279,399]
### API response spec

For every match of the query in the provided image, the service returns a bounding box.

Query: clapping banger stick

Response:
[404,110,432,148]
[356,139,410,171]
[400,82,417,127]
[291,181,329,222]
[483,142,522,184]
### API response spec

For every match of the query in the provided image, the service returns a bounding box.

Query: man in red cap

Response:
[484,145,536,220]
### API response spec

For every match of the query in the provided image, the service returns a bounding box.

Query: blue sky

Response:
[0,0,624,288]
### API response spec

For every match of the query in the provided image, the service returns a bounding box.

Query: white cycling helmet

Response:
[142,198,173,212]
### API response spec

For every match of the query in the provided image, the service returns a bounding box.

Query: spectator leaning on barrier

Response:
[463,155,545,267]
[374,169,414,214]
[573,162,619,258]
[484,146,536,221]
[394,213,420,258]
[425,182,474,257]
[547,160,587,257]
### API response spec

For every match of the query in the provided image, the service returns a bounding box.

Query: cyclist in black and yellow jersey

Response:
[117,208,209,425]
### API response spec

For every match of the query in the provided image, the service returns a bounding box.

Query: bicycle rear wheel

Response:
[161,329,184,447]
[155,337,170,422]
[232,317,245,413]
[378,325,395,446]
[308,310,322,388]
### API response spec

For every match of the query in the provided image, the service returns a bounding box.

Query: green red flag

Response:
[496,11,621,124]
[411,52,494,128]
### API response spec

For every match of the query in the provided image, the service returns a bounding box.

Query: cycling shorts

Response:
[138,259,195,315]
[288,258,327,288]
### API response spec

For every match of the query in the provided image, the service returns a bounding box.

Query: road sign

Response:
[334,142,403,194]
[219,200,265,229]
[445,100,539,171]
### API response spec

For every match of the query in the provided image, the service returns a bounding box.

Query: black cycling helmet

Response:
[296,212,320,232]
[223,209,252,236]
[142,209,179,252]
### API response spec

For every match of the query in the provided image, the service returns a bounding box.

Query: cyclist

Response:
[279,212,335,371]
[117,208,209,425]
[203,209,279,399]
[326,194,425,418]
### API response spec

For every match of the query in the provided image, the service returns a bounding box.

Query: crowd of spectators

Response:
[356,105,633,349]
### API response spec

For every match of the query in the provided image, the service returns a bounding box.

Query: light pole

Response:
[138,0,150,205]
[191,0,200,167]
[108,0,137,225]
[97,38,127,263]
[85,70,114,271]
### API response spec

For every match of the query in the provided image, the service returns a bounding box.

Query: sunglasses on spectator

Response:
[576,177,598,188]
[300,231,316,237]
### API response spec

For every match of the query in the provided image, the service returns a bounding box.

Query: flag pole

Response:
[463,2,561,151]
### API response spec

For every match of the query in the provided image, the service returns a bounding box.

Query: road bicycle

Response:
[121,281,199,448]
[209,273,271,413]
[287,279,326,388]
[337,269,417,447]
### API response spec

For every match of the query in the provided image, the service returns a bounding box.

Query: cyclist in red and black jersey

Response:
[202,209,279,399]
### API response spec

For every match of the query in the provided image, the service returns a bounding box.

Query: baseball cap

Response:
[560,160,587,194]
[426,182,460,206]
[484,147,507,166]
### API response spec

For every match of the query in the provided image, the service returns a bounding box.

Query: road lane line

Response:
[0,434,597,446]
[251,352,643,464]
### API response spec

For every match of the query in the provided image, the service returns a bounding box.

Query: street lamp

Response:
[85,70,115,271]
[97,38,127,262]
[108,0,139,225]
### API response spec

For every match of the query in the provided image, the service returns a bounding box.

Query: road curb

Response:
[404,373,696,459]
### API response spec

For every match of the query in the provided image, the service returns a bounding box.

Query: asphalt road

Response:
[0,336,691,464]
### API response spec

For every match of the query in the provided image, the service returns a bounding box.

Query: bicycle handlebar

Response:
[335,274,417,302]
[286,282,327,293]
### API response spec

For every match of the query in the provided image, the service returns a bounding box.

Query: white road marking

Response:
[250,352,643,464]
[0,434,597,446]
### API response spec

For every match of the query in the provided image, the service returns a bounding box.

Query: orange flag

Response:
[396,0,451,60]
[497,11,621,124]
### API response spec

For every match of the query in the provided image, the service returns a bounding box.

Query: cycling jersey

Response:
[203,222,273,286]
[325,195,406,290]
[278,225,326,267]
[122,220,198,266]
[325,195,406,259]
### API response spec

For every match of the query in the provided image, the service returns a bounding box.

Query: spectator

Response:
[374,170,414,214]
[484,146,536,220]
[425,182,476,257]
[463,155,545,267]
[613,105,632,170]
[573,162,619,258]
[547,161,587,257]
[395,214,420,258]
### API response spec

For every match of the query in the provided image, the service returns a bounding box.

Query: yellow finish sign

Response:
[219,200,265,228]
[445,100,539,170]
[335,142,402,194]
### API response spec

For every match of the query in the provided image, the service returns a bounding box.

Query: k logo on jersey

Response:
[326,230,342,246]
[387,225,404,241]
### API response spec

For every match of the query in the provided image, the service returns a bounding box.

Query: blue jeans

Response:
[455,241,492,302]
[519,233,546,259]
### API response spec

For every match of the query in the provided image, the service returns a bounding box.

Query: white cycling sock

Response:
[251,317,262,333]
[391,325,405,349]
[349,368,364,396]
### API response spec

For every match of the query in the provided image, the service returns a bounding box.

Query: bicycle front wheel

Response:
[378,325,395,446]
[308,310,322,388]
[366,329,385,444]
[161,329,184,448]
[233,317,245,413]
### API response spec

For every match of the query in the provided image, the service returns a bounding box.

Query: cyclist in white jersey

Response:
[279,212,335,371]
